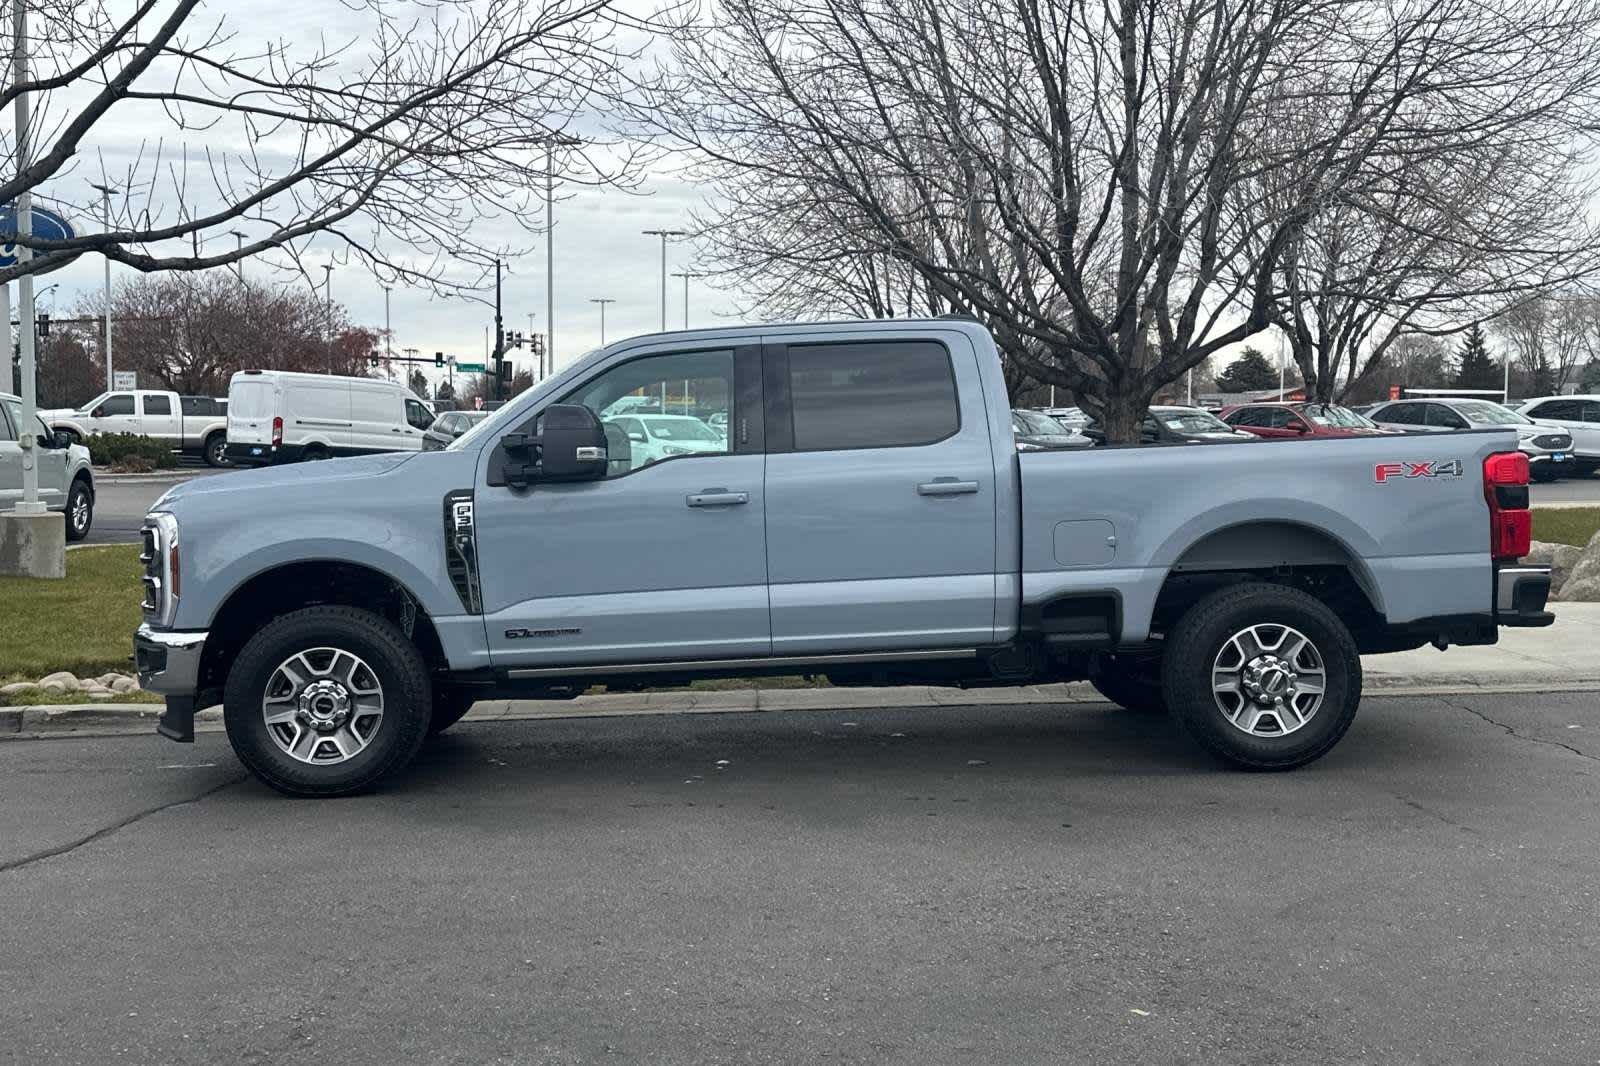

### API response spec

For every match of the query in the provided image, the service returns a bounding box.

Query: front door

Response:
[761,332,999,654]
[93,392,140,435]
[474,344,770,667]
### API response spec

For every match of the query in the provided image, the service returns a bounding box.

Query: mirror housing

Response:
[90,406,105,418]
[498,405,608,488]
[52,430,72,449]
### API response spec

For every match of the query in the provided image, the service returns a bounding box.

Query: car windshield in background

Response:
[1160,410,1233,433]
[1015,410,1070,435]
[1302,404,1374,428]
[1454,401,1530,426]
[645,418,718,441]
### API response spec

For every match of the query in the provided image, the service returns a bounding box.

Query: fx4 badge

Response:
[1374,460,1465,483]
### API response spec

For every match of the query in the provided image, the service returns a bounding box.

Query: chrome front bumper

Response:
[1496,567,1554,627]
[135,624,208,742]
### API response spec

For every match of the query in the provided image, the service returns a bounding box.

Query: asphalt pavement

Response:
[3,692,1598,1064]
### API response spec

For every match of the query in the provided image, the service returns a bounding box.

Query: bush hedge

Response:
[84,432,180,470]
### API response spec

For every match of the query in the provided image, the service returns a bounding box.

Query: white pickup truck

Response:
[40,389,231,467]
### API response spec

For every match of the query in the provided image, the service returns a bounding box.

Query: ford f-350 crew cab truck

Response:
[134,320,1552,796]
[40,389,231,467]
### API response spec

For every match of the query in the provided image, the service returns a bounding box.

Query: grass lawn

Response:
[1531,508,1600,548]
[0,544,143,685]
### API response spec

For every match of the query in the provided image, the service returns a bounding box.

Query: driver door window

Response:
[562,349,735,477]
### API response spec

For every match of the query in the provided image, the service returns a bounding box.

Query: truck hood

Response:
[152,451,421,510]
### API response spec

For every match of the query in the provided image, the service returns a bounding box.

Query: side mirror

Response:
[538,404,609,482]
[450,425,466,438]
[90,406,105,418]
[1290,422,1309,433]
[628,431,647,444]
[52,431,72,449]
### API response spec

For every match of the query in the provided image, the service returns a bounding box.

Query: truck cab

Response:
[134,320,1551,796]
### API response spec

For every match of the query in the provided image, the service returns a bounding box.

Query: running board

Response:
[504,648,979,680]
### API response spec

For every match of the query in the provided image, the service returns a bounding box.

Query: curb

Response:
[7,677,1599,740]
[93,470,213,485]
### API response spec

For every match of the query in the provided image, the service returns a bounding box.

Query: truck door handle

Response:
[687,489,749,507]
[917,478,980,496]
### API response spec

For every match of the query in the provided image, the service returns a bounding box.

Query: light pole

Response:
[321,264,334,373]
[12,0,43,514]
[642,229,686,331]
[382,285,393,379]
[91,183,117,393]
[229,230,247,281]
[590,298,615,344]
[539,134,582,377]
[671,271,703,329]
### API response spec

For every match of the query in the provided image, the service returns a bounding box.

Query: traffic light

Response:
[499,359,513,381]
[435,351,445,367]
[36,313,50,338]
[369,356,380,368]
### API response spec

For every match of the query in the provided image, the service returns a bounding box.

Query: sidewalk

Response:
[7,604,1597,738]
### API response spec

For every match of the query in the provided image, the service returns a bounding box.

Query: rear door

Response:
[139,393,181,447]
[1422,403,1467,431]
[762,332,998,653]
[1371,402,1425,432]
[228,377,276,455]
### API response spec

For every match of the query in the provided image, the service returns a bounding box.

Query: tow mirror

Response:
[52,431,72,449]
[90,405,105,418]
[499,404,608,488]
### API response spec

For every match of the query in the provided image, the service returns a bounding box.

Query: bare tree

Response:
[1,0,661,291]
[1497,294,1600,396]
[657,0,1600,439]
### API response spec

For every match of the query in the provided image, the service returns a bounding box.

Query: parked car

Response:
[1366,398,1574,481]
[1012,409,1092,450]
[422,410,490,451]
[225,371,436,465]
[1513,395,1600,475]
[1041,406,1088,428]
[1,392,95,540]
[602,413,725,471]
[1083,405,1258,445]
[39,389,231,467]
[1220,402,1395,439]
[136,318,1550,797]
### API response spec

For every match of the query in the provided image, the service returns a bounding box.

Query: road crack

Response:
[1438,696,1600,764]
[0,773,246,875]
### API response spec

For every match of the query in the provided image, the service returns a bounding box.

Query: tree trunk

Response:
[1097,389,1149,445]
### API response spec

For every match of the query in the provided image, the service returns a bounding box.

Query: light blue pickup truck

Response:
[135,320,1552,796]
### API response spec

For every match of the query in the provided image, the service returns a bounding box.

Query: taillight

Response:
[1484,451,1531,561]
[271,416,283,447]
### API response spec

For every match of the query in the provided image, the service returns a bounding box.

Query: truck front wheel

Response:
[1162,582,1362,771]
[223,606,432,796]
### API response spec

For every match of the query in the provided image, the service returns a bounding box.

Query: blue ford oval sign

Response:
[0,204,77,268]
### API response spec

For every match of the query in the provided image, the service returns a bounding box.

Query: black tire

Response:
[427,684,479,736]
[1162,582,1362,771]
[223,606,431,797]
[300,444,329,462]
[1088,652,1167,712]
[64,477,93,542]
[203,433,230,468]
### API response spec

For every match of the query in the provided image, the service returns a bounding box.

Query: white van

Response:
[225,370,435,465]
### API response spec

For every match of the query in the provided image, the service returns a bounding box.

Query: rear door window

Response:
[1425,404,1467,429]
[230,381,273,419]
[142,394,172,416]
[1582,401,1600,423]
[786,341,958,451]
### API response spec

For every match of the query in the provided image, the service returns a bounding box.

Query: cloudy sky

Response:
[18,0,747,391]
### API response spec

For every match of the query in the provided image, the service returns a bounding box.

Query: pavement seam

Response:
[1437,695,1600,764]
[0,773,247,876]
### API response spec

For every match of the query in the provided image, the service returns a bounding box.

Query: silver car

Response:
[1,392,96,540]
[1366,397,1574,481]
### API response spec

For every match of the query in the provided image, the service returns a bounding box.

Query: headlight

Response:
[661,445,691,456]
[140,512,181,628]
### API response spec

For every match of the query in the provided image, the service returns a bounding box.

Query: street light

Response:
[91,182,118,393]
[642,229,687,331]
[671,271,703,330]
[538,133,582,376]
[11,0,44,515]
[229,230,247,282]
[590,297,615,345]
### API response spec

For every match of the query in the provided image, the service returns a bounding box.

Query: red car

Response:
[1218,402,1398,439]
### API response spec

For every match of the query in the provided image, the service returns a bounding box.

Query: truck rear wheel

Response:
[223,606,432,796]
[1088,652,1167,713]
[1162,582,1361,771]
[203,433,229,468]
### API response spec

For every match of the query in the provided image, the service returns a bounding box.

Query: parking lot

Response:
[3,692,1598,1064]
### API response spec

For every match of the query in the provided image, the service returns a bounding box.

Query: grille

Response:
[1534,433,1571,449]
[139,523,162,616]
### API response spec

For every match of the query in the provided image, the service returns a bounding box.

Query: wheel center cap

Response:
[1243,655,1297,704]
[296,679,352,731]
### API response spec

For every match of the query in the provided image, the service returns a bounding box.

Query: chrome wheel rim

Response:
[70,494,89,532]
[262,647,384,765]
[1211,624,1326,737]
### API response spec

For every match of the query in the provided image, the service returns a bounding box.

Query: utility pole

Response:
[13,0,42,515]
[382,285,393,380]
[527,312,538,378]
[229,230,247,282]
[546,145,555,378]
[321,264,334,373]
[492,258,505,401]
[671,271,703,329]
[642,230,686,331]
[91,183,117,394]
[590,298,615,345]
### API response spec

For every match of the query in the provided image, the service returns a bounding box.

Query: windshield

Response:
[77,392,109,414]
[1158,409,1234,434]
[1454,400,1531,426]
[1014,410,1070,435]
[644,417,718,441]
[1302,404,1376,428]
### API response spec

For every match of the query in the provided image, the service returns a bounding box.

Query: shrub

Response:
[85,432,179,470]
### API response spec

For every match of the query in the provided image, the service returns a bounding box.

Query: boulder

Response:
[36,671,79,690]
[110,677,139,693]
[0,681,31,696]
[1554,530,1600,602]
